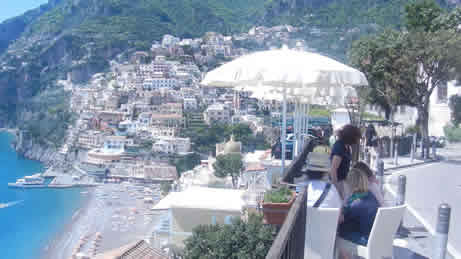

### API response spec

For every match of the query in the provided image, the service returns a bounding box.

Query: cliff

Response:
[0,0,63,55]
[14,130,62,165]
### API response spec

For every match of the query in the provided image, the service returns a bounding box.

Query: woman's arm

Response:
[330,155,343,197]
[330,155,342,185]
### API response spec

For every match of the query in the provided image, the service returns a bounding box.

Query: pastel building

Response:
[152,136,191,154]
[151,187,245,249]
[203,103,231,125]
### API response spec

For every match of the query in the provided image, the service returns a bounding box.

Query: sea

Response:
[0,132,84,259]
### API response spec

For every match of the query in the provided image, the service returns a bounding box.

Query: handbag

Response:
[313,183,331,208]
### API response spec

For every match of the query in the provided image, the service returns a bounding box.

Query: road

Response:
[388,143,461,258]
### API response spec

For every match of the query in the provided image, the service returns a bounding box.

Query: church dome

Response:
[223,135,241,154]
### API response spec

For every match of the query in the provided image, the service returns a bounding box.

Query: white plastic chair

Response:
[305,207,341,259]
[336,205,407,259]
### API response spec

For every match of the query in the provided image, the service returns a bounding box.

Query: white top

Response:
[301,180,342,208]
[153,187,245,212]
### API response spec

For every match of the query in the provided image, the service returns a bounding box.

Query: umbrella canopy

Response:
[201,48,368,89]
[201,48,368,174]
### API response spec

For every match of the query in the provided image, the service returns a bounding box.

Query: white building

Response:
[77,130,105,149]
[183,97,198,111]
[143,78,178,90]
[427,81,461,136]
[162,35,180,48]
[118,120,137,134]
[103,136,134,151]
[152,187,245,248]
[152,136,191,154]
[151,126,177,138]
[203,103,231,124]
[365,81,461,137]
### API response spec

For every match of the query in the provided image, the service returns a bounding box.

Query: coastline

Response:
[0,128,18,135]
[40,189,94,259]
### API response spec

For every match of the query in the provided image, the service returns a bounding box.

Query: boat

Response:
[8,173,46,188]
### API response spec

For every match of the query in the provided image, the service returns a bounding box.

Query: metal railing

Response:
[265,140,315,259]
[265,188,307,259]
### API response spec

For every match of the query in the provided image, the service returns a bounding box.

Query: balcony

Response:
[265,139,316,259]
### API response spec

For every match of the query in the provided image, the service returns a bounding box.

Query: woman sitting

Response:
[350,161,385,206]
[337,168,380,259]
[308,152,342,208]
[296,152,342,208]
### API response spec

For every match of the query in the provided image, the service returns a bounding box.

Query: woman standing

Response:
[330,124,361,199]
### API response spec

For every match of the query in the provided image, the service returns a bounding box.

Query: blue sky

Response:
[0,0,49,23]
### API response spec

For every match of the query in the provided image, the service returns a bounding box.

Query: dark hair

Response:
[353,161,374,178]
[338,124,361,145]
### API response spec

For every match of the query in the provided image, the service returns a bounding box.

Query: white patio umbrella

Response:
[201,48,368,173]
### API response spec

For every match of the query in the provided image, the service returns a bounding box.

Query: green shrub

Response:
[264,186,293,203]
[449,95,461,127]
[183,214,275,259]
[405,125,419,135]
[444,125,461,142]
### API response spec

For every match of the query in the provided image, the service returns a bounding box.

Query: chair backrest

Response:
[367,205,407,258]
[305,207,341,259]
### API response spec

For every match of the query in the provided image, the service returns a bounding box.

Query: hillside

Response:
[0,0,459,146]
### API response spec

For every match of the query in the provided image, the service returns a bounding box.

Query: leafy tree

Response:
[170,153,201,175]
[349,29,409,120]
[449,95,461,127]
[182,123,264,155]
[349,1,461,139]
[402,29,461,138]
[404,0,443,32]
[213,153,243,188]
[183,214,275,259]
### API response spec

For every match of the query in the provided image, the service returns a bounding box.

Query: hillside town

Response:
[56,25,304,183]
[8,22,456,258]
[27,26,315,258]
[4,18,461,258]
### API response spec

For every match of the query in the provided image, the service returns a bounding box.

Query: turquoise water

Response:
[0,132,84,259]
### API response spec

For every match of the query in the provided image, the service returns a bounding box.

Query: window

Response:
[210,215,217,225]
[437,82,448,103]
[224,216,233,225]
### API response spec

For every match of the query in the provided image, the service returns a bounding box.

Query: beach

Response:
[42,183,164,259]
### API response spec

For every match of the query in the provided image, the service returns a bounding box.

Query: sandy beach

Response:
[41,183,164,259]
[40,189,94,259]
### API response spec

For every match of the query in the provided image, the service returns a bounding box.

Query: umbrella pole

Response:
[294,100,300,158]
[281,88,287,176]
[301,102,307,151]
[306,103,310,142]
[296,100,302,158]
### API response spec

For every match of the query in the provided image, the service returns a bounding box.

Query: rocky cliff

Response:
[14,130,62,165]
[0,0,63,55]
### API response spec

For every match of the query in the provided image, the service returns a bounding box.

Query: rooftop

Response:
[153,187,245,211]
[93,240,167,259]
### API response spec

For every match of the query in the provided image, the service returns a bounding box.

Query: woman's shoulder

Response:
[331,140,346,155]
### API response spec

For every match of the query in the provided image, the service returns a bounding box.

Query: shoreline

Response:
[0,128,18,135]
[40,189,94,259]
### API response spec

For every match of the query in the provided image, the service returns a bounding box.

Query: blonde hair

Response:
[347,168,369,193]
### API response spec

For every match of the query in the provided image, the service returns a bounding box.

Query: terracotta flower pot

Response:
[262,192,296,225]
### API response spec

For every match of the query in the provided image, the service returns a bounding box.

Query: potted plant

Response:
[262,186,296,225]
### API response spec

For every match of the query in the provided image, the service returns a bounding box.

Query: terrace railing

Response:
[265,139,316,259]
[265,187,307,259]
